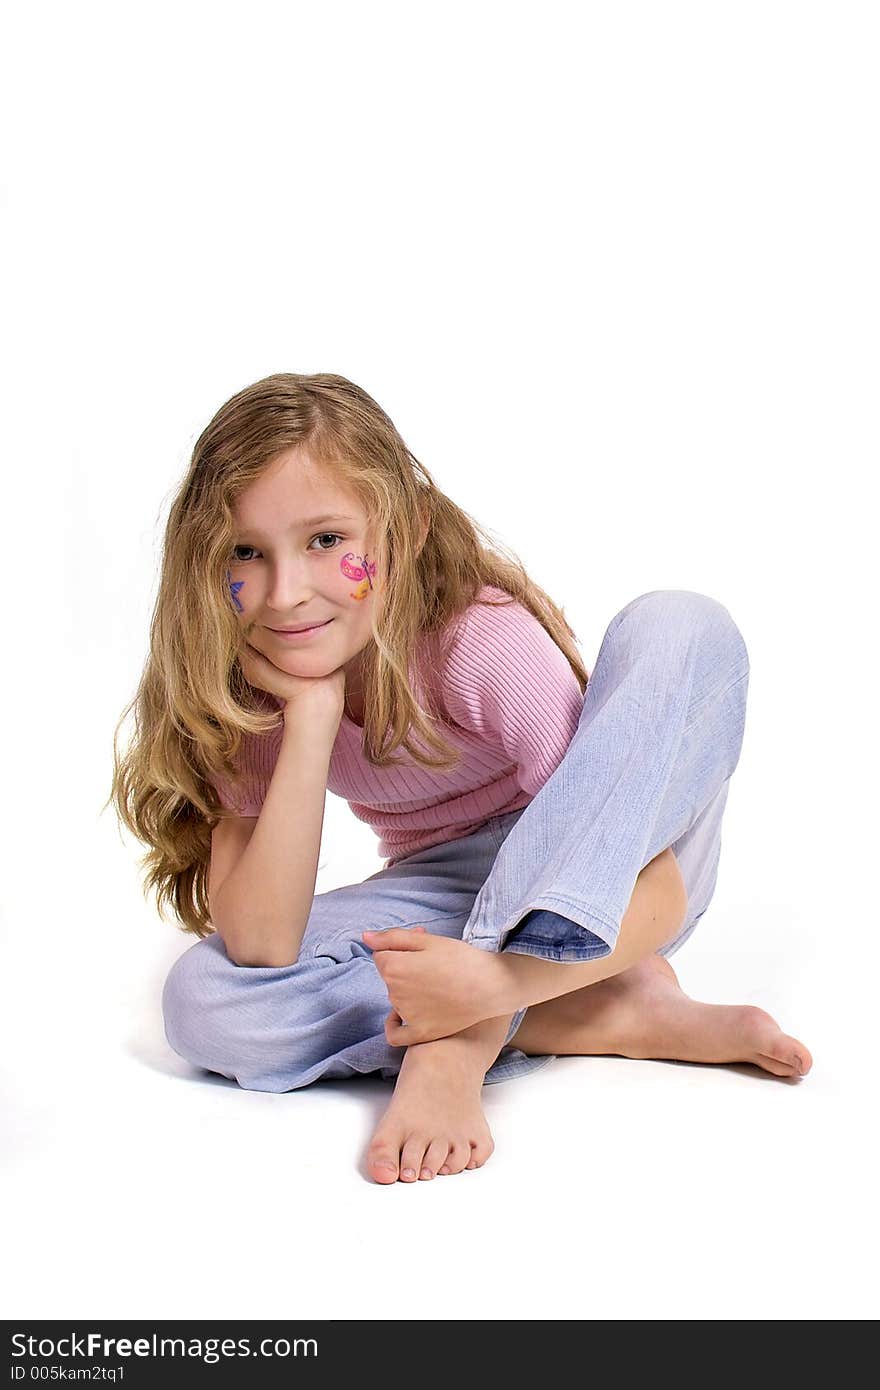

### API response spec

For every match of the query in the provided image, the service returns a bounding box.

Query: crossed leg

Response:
[509,849,812,1078]
[366,848,812,1185]
[510,951,812,1076]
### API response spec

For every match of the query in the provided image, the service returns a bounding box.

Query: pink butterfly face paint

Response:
[226,568,245,613]
[340,551,378,602]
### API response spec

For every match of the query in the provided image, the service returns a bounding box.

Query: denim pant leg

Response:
[462,590,750,980]
[161,822,554,1093]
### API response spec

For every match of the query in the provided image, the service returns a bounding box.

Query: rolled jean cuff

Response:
[502,907,615,963]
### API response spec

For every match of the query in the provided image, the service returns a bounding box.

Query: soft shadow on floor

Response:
[127,1025,406,1182]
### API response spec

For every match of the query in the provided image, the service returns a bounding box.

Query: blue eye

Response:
[229,533,343,563]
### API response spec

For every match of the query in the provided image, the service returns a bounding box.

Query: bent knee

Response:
[627,590,749,685]
[161,935,239,1067]
[160,934,374,1091]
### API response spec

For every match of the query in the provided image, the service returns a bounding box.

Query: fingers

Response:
[362,927,427,951]
[384,1010,410,1047]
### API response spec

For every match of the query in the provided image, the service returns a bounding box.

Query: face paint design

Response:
[340,552,378,602]
[226,568,245,613]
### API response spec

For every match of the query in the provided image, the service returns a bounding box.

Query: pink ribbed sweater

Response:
[211,586,589,865]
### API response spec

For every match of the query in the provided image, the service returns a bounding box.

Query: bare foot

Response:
[512,953,813,1078]
[366,1037,496,1184]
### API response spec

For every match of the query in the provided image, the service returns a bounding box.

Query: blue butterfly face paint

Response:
[226,568,245,614]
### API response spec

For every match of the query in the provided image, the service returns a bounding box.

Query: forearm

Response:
[493,847,688,1012]
[212,715,336,967]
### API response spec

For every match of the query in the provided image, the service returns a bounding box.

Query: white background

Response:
[2,0,877,1322]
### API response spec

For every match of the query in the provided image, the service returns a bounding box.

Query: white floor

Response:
[3,795,875,1322]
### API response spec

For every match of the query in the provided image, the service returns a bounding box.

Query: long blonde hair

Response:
[106,373,589,939]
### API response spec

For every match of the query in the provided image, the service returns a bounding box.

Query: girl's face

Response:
[226,448,381,687]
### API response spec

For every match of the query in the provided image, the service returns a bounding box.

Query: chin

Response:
[273,648,339,672]
[271,647,329,664]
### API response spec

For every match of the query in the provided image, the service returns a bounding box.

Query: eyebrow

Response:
[234,514,358,536]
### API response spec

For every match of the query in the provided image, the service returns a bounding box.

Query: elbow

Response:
[217,928,300,969]
[228,948,300,969]
[212,905,302,968]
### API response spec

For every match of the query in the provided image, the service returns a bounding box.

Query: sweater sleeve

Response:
[208,698,285,816]
[440,595,588,796]
[210,747,266,816]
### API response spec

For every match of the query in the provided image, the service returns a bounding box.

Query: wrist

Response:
[491,949,568,1012]
[281,700,342,742]
[484,949,527,1015]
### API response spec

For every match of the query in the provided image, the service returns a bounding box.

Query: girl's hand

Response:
[362,930,513,1044]
[238,643,346,726]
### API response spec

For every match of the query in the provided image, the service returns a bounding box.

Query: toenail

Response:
[438,1166,451,1175]
[402,1168,416,1179]
[420,1168,433,1180]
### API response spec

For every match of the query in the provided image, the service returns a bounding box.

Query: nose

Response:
[263,557,317,616]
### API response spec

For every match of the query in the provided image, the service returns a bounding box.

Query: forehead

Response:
[232,449,365,530]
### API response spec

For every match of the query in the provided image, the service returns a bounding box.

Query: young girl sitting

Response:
[110,371,812,1186]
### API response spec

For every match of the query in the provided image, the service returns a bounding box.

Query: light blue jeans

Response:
[162,590,750,1088]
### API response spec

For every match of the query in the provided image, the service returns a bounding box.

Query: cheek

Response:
[338,549,379,602]
[226,569,246,614]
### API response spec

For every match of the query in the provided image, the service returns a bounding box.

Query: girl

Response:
[110,371,812,1186]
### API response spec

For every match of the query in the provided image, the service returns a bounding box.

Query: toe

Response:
[791,1038,813,1075]
[745,1009,813,1078]
[419,1140,449,1180]
[441,1141,471,1175]
[757,1031,813,1078]
[400,1137,427,1182]
[755,1051,800,1077]
[367,1143,400,1184]
[467,1135,495,1169]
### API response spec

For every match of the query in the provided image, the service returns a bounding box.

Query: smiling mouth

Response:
[267,619,333,635]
